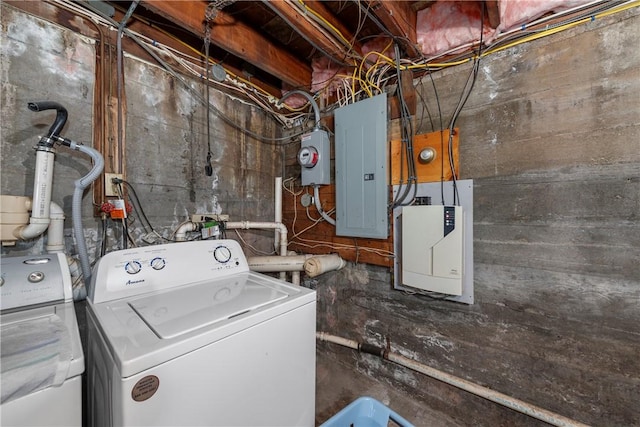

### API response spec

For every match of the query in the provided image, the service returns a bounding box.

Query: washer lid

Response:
[127,274,289,339]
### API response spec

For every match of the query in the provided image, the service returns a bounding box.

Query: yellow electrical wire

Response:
[296,0,359,59]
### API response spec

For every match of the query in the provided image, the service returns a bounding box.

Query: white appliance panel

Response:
[128,273,288,339]
[87,239,317,427]
[1,253,84,427]
[110,303,316,427]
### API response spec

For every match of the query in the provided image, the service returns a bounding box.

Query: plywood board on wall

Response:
[390,129,459,185]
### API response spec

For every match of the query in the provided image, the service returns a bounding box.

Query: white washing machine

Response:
[86,239,317,427]
[0,252,84,426]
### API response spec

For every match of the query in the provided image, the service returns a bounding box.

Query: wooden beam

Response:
[366,0,420,58]
[303,0,364,56]
[141,1,312,89]
[263,0,360,66]
[124,21,282,98]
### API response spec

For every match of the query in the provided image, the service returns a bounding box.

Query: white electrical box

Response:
[401,205,464,295]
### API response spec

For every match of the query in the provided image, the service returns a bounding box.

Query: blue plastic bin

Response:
[320,396,414,427]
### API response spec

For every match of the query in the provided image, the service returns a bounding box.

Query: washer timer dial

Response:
[150,257,166,270]
[125,261,142,275]
[213,245,232,264]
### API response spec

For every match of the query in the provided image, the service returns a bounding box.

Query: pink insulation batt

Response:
[498,0,594,33]
[417,1,496,57]
[417,0,594,57]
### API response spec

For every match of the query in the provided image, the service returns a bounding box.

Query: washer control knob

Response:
[125,261,142,275]
[0,276,4,286]
[150,257,166,270]
[28,271,45,283]
[213,245,232,264]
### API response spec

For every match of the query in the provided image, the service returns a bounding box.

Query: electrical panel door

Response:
[334,93,388,239]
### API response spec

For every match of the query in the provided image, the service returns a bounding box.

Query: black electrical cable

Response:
[100,215,108,257]
[392,43,418,208]
[118,179,177,243]
[444,2,486,206]
[203,29,214,176]
[118,180,151,233]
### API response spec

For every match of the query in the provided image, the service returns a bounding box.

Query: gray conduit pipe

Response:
[70,142,104,285]
[313,185,335,225]
[317,332,590,427]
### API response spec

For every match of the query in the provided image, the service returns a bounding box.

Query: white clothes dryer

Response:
[0,252,84,426]
[86,239,316,427]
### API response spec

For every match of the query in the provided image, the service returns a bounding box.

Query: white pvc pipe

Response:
[291,271,301,286]
[274,177,284,280]
[304,254,346,278]
[14,148,55,240]
[46,202,65,253]
[317,332,590,427]
[248,254,313,272]
[175,222,198,241]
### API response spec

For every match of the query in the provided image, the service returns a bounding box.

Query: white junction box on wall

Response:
[402,205,464,295]
[393,179,474,304]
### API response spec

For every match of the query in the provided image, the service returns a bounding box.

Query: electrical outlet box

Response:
[104,173,123,197]
[191,214,230,223]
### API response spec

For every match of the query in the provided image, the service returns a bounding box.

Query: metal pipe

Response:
[317,332,590,427]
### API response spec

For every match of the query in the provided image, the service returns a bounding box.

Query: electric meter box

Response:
[299,129,330,186]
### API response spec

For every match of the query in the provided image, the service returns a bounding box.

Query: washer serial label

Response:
[132,375,159,402]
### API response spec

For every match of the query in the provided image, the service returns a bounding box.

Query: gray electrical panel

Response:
[334,93,388,239]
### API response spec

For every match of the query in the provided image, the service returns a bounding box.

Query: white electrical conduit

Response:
[13,148,55,240]
[317,332,590,427]
[313,185,335,226]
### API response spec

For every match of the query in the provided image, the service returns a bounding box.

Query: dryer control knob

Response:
[125,261,142,275]
[150,257,166,270]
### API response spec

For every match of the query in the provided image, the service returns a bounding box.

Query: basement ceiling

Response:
[107,0,487,95]
[86,0,606,103]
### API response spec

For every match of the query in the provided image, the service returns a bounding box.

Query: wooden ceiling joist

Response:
[366,0,420,58]
[141,1,312,89]
[264,0,362,66]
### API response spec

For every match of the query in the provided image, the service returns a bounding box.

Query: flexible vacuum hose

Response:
[27,101,68,139]
[69,142,104,286]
